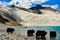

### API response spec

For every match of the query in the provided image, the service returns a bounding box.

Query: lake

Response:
[15,26,60,40]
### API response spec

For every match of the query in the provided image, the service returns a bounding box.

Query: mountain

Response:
[29,5,58,14]
[0,5,60,26]
[29,5,44,14]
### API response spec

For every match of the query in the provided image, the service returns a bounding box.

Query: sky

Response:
[0,0,60,11]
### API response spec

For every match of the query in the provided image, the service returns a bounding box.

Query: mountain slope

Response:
[0,6,60,26]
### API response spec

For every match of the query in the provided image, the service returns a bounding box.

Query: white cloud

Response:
[0,1,5,5]
[30,0,49,4]
[0,1,3,4]
[8,0,32,8]
[0,1,8,7]
[9,0,18,5]
[8,0,49,8]
[17,0,32,8]
[51,4,58,9]
[0,0,49,8]
[42,4,59,9]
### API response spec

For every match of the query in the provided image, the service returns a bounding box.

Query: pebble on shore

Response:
[0,32,28,40]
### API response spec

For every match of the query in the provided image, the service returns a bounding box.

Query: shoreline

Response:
[0,31,28,40]
[0,24,60,28]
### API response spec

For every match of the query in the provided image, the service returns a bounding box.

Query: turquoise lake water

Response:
[15,26,60,40]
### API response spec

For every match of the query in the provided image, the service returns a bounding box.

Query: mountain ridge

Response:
[0,5,60,26]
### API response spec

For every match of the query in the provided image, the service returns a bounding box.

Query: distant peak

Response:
[34,5,43,8]
[9,5,15,7]
[29,5,44,10]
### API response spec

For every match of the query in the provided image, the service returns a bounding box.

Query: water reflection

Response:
[36,37,56,40]
[36,38,46,40]
[35,35,57,40]
[50,37,56,40]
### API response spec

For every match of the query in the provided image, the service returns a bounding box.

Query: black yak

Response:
[27,29,35,37]
[50,31,57,37]
[6,28,15,34]
[36,30,47,39]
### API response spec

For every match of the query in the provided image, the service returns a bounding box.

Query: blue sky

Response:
[0,0,60,11]
[0,0,11,3]
[41,0,60,11]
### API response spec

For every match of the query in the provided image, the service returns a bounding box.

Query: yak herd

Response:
[6,28,57,39]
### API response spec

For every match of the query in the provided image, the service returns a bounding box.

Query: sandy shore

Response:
[0,24,26,28]
[0,32,29,40]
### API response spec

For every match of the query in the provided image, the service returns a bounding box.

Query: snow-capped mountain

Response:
[0,5,60,26]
